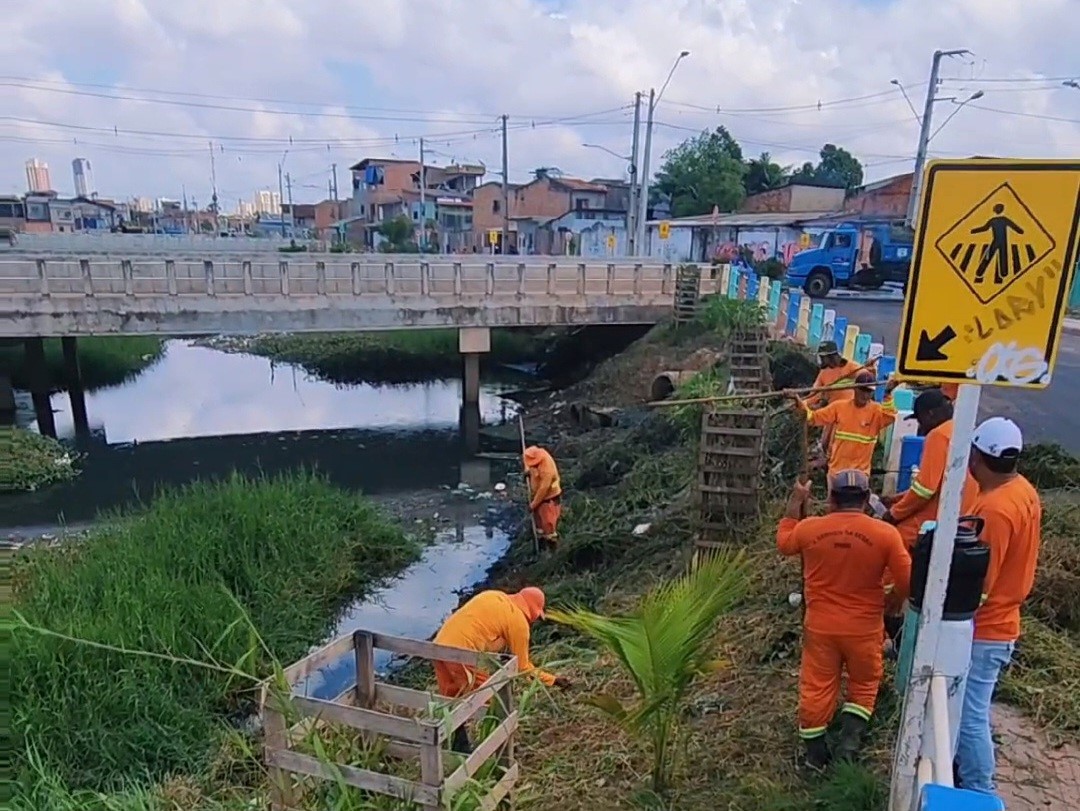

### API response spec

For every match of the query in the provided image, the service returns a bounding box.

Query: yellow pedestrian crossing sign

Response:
[658,221,671,240]
[896,159,1080,389]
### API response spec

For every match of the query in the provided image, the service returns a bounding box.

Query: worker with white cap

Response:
[956,417,1042,796]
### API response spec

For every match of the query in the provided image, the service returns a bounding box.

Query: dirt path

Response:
[994,702,1080,809]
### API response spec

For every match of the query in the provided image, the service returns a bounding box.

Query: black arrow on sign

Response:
[916,325,957,362]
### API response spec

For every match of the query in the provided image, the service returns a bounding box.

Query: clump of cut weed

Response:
[1021,442,1080,489]
[1029,494,1080,634]
[695,296,767,339]
[767,341,818,392]
[670,368,731,437]
[0,427,79,492]
[12,471,422,792]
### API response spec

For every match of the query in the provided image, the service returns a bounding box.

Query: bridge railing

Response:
[0,256,679,300]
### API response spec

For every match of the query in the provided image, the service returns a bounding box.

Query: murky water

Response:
[1,340,518,528]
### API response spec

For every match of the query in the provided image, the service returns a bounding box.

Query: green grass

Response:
[12,472,422,795]
[0,427,79,492]
[0,337,165,392]
[244,329,543,384]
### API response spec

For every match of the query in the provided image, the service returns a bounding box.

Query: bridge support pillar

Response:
[0,375,14,425]
[458,327,490,408]
[24,337,57,438]
[61,337,91,437]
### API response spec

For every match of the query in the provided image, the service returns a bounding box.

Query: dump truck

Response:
[786,221,915,298]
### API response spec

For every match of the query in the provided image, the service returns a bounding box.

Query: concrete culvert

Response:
[650,370,697,401]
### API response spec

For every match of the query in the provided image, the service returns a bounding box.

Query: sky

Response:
[2,0,1077,209]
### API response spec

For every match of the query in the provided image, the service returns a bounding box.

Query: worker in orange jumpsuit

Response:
[777,470,912,768]
[791,372,898,482]
[808,340,869,462]
[433,587,568,751]
[524,446,562,549]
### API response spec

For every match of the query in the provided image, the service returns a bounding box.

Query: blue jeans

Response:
[956,640,1015,795]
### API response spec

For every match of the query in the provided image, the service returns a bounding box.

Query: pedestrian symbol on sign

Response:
[933,182,1056,305]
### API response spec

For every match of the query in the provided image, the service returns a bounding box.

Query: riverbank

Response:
[0,336,165,391]
[0,427,78,493]
[11,472,424,806]
[205,328,544,385]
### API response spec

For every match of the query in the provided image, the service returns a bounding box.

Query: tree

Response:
[788,145,864,191]
[376,215,419,253]
[548,551,749,796]
[744,152,789,195]
[653,126,747,218]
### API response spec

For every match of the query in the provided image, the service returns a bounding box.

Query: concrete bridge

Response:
[0,254,694,338]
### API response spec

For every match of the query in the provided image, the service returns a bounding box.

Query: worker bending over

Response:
[433,587,568,751]
[524,445,562,548]
[777,470,911,768]
[791,373,898,481]
[956,418,1042,796]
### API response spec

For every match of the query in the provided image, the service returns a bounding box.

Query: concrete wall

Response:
[788,185,845,212]
[4,233,312,254]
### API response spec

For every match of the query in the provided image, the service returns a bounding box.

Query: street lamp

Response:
[890,78,923,124]
[928,90,984,141]
[583,143,632,161]
[637,49,690,252]
[277,149,290,238]
[1064,80,1080,90]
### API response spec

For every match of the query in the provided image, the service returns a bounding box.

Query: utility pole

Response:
[285,172,294,238]
[627,92,642,256]
[500,114,510,255]
[208,141,220,236]
[331,163,338,202]
[277,163,286,237]
[636,89,656,256]
[906,49,970,228]
[419,137,426,252]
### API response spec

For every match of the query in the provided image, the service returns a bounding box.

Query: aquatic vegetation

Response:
[0,427,78,492]
[0,336,165,392]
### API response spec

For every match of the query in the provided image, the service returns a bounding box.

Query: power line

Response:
[952,74,1079,83]
[965,104,1080,124]
[665,87,914,115]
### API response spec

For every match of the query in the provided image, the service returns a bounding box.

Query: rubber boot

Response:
[835,713,869,761]
[803,735,831,771]
[451,726,472,754]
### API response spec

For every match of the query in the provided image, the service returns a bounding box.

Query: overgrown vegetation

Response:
[241,329,544,384]
[0,336,165,392]
[12,472,422,798]
[0,427,79,492]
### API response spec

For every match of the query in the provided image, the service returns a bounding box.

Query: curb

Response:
[1064,320,1080,336]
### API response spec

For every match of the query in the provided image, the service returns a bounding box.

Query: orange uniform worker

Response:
[956,418,1042,795]
[524,446,562,547]
[809,341,868,458]
[777,470,912,768]
[793,372,898,480]
[433,587,567,751]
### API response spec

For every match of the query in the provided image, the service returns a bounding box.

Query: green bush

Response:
[0,427,79,492]
[12,472,421,792]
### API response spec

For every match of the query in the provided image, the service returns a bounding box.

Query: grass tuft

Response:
[0,426,79,492]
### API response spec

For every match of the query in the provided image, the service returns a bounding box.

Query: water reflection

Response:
[1,340,518,528]
[302,520,511,699]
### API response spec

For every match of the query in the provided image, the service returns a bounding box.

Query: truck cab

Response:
[786,222,914,298]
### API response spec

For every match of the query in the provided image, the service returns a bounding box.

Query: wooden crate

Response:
[673,264,702,324]
[696,407,766,546]
[727,327,770,394]
[261,630,519,810]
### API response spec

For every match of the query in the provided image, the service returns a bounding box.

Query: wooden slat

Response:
[287,687,419,760]
[698,447,760,458]
[291,695,439,745]
[445,656,518,734]
[376,683,436,711]
[355,631,376,708]
[478,762,520,811]
[371,632,508,668]
[282,633,356,687]
[267,748,439,806]
[701,426,764,437]
[698,484,757,495]
[443,712,519,795]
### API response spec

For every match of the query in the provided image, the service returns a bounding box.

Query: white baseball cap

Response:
[972,417,1023,459]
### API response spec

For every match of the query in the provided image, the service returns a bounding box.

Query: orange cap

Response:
[509,586,546,622]
[523,446,545,467]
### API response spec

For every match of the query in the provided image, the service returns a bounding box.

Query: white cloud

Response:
[1,0,1076,204]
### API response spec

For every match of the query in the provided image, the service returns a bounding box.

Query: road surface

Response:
[830,300,1080,453]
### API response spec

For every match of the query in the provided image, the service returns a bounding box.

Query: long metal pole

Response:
[501,114,510,254]
[285,172,294,237]
[627,92,642,256]
[277,164,286,237]
[637,89,656,256]
[419,137,426,252]
[906,50,945,228]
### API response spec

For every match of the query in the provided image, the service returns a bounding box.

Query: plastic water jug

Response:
[909,517,990,620]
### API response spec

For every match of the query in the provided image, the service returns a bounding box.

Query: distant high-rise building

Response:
[25,159,51,193]
[72,158,94,198]
[130,196,154,214]
[254,189,282,216]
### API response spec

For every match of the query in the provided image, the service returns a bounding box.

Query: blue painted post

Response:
[728,268,740,299]
[786,290,801,337]
[769,281,782,321]
[834,316,848,348]
[747,273,759,301]
[854,333,872,364]
[809,303,825,351]
[876,354,897,402]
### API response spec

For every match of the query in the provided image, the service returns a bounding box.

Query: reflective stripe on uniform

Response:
[842,702,873,722]
[799,726,828,740]
[910,479,935,499]
[834,431,877,444]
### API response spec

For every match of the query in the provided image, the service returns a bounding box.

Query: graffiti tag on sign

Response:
[969,341,1051,386]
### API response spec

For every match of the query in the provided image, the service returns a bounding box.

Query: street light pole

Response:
[906,49,971,228]
[628,92,642,256]
[637,50,690,255]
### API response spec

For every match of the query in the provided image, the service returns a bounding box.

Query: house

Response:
[739,177,848,215]
[282,203,318,233]
[471,174,615,253]
[642,211,840,264]
[0,196,26,233]
[843,172,914,219]
[348,157,485,249]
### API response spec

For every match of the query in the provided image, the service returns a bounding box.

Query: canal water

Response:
[2,340,523,677]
